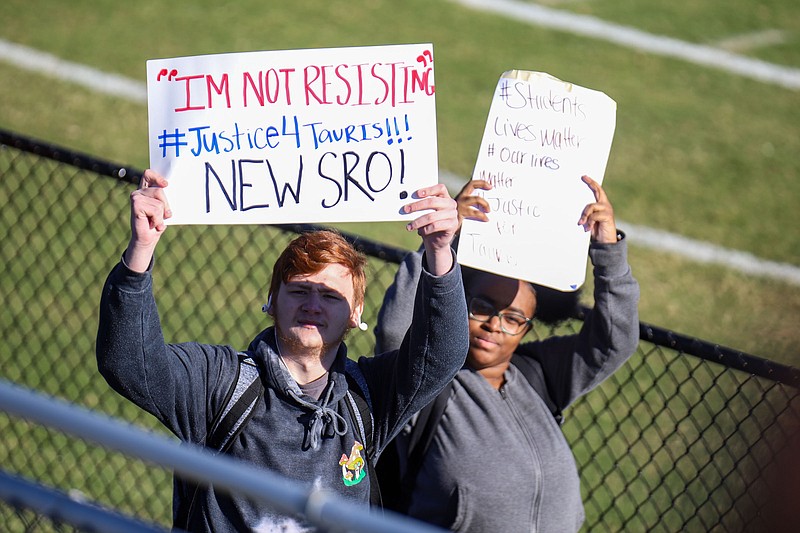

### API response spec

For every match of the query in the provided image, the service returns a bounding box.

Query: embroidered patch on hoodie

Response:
[339,441,366,486]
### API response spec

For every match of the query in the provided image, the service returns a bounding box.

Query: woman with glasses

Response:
[374,176,640,533]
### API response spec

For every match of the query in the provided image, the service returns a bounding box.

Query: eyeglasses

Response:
[468,296,532,336]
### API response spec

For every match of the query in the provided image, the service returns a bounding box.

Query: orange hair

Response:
[268,230,367,308]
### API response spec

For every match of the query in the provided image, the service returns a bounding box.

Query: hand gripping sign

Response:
[457,71,617,291]
[146,44,438,225]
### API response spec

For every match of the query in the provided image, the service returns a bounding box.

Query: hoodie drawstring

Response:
[286,385,348,450]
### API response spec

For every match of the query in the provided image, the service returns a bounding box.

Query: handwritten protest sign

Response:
[457,71,616,291]
[146,44,437,224]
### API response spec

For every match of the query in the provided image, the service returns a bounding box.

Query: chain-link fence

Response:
[2,129,799,532]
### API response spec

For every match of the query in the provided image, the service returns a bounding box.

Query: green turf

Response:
[1,0,798,366]
[522,0,800,66]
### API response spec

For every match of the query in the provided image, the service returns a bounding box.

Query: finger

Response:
[578,203,606,227]
[138,189,173,219]
[132,195,166,231]
[459,208,490,223]
[578,202,617,241]
[458,202,490,223]
[470,179,492,192]
[414,182,450,200]
[406,197,458,227]
[579,200,609,217]
[416,219,459,237]
[457,179,492,199]
[133,187,173,222]
[140,169,169,190]
[458,195,491,213]
[581,175,608,204]
[408,209,459,234]
[404,195,456,215]
[138,174,172,219]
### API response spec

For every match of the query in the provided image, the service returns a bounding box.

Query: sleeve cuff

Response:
[120,252,154,274]
[420,247,459,279]
[589,231,630,278]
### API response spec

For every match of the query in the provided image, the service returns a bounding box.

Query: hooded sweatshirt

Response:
[96,250,468,532]
[375,237,640,532]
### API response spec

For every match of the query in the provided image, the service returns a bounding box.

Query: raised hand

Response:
[124,169,172,272]
[403,183,459,276]
[455,179,492,227]
[577,175,617,244]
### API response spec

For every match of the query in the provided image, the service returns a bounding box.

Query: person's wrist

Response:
[593,225,619,244]
[124,240,158,273]
[424,245,454,276]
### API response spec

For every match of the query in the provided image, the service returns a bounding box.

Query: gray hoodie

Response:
[96,250,468,532]
[375,238,640,532]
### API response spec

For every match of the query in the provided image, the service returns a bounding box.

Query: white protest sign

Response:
[458,71,616,291]
[146,44,437,225]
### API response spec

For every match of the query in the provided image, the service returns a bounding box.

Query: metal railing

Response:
[0,379,442,533]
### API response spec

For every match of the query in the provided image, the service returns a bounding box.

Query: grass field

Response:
[1,2,798,362]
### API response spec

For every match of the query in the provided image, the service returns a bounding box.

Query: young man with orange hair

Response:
[96,169,468,531]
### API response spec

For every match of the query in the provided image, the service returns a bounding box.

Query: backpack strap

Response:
[402,381,453,507]
[177,351,264,529]
[207,352,265,452]
[510,353,564,425]
[344,359,382,508]
[377,381,453,513]
[344,359,373,451]
[405,382,453,470]
[345,358,372,411]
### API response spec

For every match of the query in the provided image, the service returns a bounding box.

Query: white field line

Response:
[1,38,799,286]
[450,0,800,91]
[438,171,800,285]
[715,29,788,54]
[0,39,147,102]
